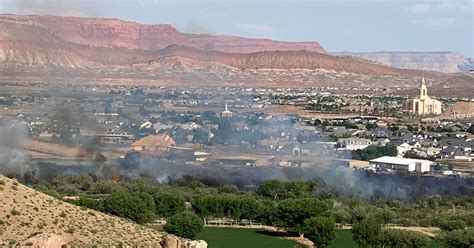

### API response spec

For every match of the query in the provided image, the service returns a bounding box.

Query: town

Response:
[1,77,473,181]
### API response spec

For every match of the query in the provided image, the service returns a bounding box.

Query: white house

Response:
[337,138,372,150]
[369,156,433,173]
[396,142,412,156]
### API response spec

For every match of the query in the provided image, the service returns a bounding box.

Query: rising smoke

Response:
[0,119,37,177]
[1,102,472,200]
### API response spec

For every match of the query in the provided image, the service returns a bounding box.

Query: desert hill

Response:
[0,174,202,247]
[0,14,471,90]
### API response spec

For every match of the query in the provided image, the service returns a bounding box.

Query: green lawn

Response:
[197,228,439,248]
[196,227,305,248]
[331,229,357,248]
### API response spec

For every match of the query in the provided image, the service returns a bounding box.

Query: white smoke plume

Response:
[0,119,36,177]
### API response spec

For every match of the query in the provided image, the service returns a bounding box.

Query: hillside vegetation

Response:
[0,174,175,246]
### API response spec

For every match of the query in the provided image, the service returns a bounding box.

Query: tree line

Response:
[34,174,474,247]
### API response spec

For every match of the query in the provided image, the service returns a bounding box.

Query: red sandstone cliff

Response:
[0,14,325,53]
[0,14,469,89]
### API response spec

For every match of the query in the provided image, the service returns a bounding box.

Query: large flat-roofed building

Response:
[404,76,442,115]
[369,156,433,173]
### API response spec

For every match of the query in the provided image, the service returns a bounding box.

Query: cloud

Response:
[237,24,274,37]
[406,0,472,14]
[0,0,96,17]
[413,17,457,26]
[435,0,472,14]
[407,3,431,13]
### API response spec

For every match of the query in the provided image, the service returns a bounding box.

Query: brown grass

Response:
[0,174,164,246]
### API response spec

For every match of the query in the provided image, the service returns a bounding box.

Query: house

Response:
[453,150,471,161]
[282,143,318,157]
[131,134,176,152]
[426,147,442,157]
[439,146,472,161]
[390,140,412,156]
[418,139,434,148]
[439,146,457,159]
[439,138,464,148]
[375,138,391,146]
[369,156,433,173]
[337,138,372,150]
[258,137,287,151]
[153,122,174,132]
[138,121,153,130]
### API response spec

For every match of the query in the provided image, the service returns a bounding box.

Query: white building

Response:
[404,76,442,115]
[369,156,433,173]
[337,138,372,150]
[221,103,233,118]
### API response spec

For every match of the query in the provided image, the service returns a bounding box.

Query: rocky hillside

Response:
[333,51,472,73]
[0,14,325,53]
[0,174,205,247]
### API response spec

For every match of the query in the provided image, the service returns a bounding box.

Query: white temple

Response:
[404,76,442,115]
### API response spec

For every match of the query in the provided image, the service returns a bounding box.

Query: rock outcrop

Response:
[160,235,208,248]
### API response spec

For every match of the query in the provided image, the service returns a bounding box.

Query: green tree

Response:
[71,196,102,211]
[164,212,204,239]
[285,181,313,199]
[257,180,314,200]
[239,196,264,221]
[437,228,474,248]
[467,125,474,134]
[303,216,336,248]
[352,218,382,248]
[352,145,398,161]
[102,191,155,224]
[440,220,467,232]
[153,192,186,217]
[381,229,430,248]
[91,180,118,194]
[51,174,95,192]
[275,198,332,237]
[314,119,322,126]
[257,180,287,200]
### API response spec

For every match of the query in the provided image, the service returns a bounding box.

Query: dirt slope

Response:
[0,174,189,247]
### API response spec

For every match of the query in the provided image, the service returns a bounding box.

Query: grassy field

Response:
[197,227,306,248]
[331,229,357,248]
[197,228,439,248]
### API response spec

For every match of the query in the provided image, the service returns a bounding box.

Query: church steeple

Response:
[419,75,427,99]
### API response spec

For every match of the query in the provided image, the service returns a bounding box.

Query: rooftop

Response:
[370,156,433,165]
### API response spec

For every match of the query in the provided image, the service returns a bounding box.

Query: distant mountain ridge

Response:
[0,14,471,92]
[0,14,325,53]
[332,51,472,73]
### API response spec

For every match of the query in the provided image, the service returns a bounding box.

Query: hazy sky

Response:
[1,0,472,57]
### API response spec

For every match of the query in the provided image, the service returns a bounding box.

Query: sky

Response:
[0,0,472,57]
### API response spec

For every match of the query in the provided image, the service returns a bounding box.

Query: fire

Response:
[111,178,120,185]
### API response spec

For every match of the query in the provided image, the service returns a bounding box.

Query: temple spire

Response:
[419,75,427,98]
